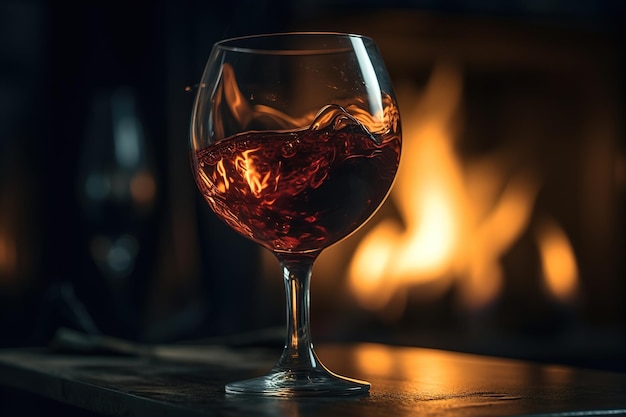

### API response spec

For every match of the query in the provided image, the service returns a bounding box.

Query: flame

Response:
[213,63,397,141]
[215,159,229,193]
[205,146,276,199]
[535,218,579,303]
[348,62,548,312]
[458,170,539,309]
[213,64,311,139]
[349,62,465,302]
[235,149,275,198]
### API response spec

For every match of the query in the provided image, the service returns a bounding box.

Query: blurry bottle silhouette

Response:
[76,86,158,339]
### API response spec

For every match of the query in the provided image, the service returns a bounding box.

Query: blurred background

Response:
[0,0,624,373]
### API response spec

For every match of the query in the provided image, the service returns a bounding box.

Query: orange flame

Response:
[215,160,229,193]
[348,62,546,312]
[535,218,579,303]
[235,149,275,198]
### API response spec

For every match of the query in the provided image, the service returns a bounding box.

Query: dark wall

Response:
[0,0,292,346]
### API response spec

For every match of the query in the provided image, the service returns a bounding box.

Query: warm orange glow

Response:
[130,171,156,205]
[354,343,462,389]
[215,160,229,193]
[348,62,543,313]
[215,63,399,141]
[535,218,579,303]
[354,343,395,376]
[352,343,473,397]
[235,149,274,198]
[392,123,463,277]
[458,171,539,309]
[0,231,17,280]
[349,220,403,309]
[222,64,252,127]
[348,63,464,309]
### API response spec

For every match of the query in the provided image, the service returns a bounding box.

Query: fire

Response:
[347,62,576,314]
[215,160,229,193]
[207,147,276,198]
[535,218,579,303]
[235,149,274,198]
[348,61,469,309]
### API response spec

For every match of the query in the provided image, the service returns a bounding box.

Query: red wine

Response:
[193,127,400,253]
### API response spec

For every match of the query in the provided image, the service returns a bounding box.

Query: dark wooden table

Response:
[1,342,625,416]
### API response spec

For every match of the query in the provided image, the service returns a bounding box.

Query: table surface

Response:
[1,342,625,417]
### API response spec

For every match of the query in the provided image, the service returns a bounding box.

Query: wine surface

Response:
[193,121,400,253]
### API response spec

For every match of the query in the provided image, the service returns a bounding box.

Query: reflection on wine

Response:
[193,105,401,253]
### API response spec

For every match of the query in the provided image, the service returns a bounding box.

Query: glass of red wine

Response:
[189,32,401,396]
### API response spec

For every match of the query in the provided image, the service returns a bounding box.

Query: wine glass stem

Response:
[275,253,320,371]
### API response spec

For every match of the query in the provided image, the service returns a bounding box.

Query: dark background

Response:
[0,0,292,345]
[0,0,625,373]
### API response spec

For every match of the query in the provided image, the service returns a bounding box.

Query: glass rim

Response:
[213,32,373,55]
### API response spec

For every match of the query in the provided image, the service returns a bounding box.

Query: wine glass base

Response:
[225,367,370,397]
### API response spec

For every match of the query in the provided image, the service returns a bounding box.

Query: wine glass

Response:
[189,32,401,396]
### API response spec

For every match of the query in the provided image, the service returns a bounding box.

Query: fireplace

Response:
[1,2,623,371]
[250,7,626,369]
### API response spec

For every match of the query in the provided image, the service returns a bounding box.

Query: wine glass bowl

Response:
[190,32,401,396]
